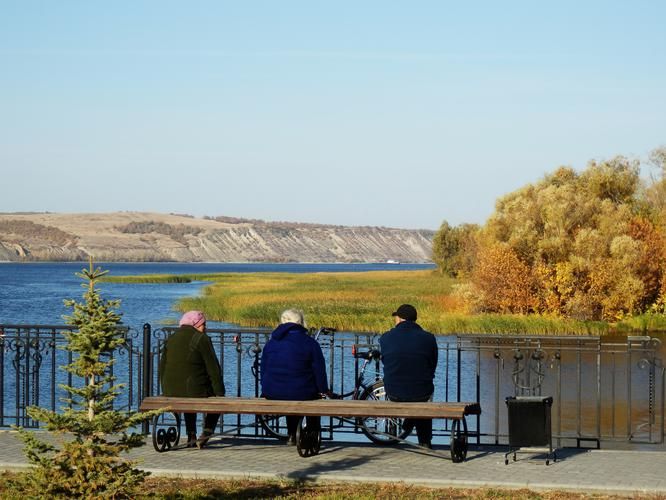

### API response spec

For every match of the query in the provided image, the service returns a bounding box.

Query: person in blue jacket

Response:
[260,308,329,445]
[379,304,438,448]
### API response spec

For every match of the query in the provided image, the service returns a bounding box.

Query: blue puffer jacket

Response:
[260,322,329,400]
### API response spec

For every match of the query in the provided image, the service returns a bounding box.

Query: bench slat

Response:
[140,396,481,419]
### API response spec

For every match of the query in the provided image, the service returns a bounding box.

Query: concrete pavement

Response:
[2,431,666,496]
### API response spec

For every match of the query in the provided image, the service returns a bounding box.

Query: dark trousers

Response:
[184,412,220,436]
[388,394,433,444]
[264,394,321,437]
[286,415,321,437]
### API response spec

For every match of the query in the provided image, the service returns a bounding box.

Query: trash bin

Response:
[505,396,556,465]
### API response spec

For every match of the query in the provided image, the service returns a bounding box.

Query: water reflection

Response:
[467,334,664,450]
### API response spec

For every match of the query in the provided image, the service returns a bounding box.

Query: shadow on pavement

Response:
[283,451,378,482]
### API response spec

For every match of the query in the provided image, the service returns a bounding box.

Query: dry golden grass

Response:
[108,269,660,335]
[124,476,664,499]
[172,270,610,335]
[1,470,660,499]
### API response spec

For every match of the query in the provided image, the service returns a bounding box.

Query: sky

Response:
[1,1,665,230]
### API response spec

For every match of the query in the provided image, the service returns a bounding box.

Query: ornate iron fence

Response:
[0,324,142,428]
[1,323,663,447]
[458,335,665,447]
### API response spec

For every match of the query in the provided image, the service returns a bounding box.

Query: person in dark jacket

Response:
[261,308,329,445]
[159,310,225,448]
[379,304,438,448]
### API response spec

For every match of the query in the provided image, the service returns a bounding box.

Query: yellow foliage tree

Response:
[471,244,535,314]
[471,154,665,320]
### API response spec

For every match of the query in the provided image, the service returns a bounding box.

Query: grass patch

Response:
[176,270,456,333]
[0,472,635,498]
[160,270,612,335]
[106,269,663,335]
[614,313,666,334]
[180,270,616,335]
[437,314,609,336]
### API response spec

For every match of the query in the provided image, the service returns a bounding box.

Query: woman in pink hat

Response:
[159,310,225,448]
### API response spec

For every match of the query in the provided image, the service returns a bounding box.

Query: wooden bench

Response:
[140,396,481,462]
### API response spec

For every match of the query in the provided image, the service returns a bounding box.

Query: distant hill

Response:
[0,212,434,263]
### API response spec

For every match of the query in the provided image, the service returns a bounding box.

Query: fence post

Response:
[141,323,152,435]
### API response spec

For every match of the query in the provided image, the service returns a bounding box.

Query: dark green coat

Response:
[159,325,225,397]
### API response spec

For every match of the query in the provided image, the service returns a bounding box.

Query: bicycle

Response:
[251,327,410,445]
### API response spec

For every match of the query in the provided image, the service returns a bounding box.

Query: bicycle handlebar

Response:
[311,326,336,340]
[354,349,381,361]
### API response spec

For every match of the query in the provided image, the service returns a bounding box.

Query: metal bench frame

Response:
[140,396,481,462]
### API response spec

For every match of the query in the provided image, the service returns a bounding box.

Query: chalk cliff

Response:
[0,212,434,263]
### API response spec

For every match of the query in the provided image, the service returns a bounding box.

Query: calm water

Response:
[0,262,435,326]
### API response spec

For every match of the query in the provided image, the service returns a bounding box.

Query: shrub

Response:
[471,244,535,314]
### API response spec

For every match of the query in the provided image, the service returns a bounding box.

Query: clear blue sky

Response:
[1,1,664,229]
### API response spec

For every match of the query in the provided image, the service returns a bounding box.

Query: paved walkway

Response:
[2,431,666,496]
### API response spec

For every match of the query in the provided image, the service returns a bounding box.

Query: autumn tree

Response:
[470,155,661,320]
[432,221,479,277]
[627,217,665,310]
[645,146,666,226]
[471,243,535,314]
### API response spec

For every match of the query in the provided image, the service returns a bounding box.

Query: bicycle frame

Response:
[332,345,383,400]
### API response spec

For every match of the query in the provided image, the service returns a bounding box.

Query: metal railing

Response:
[1,323,663,447]
[457,335,665,447]
[0,324,141,428]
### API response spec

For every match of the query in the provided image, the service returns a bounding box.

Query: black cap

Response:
[391,304,417,321]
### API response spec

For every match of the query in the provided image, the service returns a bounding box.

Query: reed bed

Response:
[107,270,633,335]
[614,313,666,334]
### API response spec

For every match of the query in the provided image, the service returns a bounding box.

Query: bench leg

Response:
[450,418,468,463]
[295,417,321,458]
[152,412,181,452]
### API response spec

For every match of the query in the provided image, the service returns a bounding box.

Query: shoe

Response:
[419,442,432,449]
[286,435,296,446]
[197,430,213,449]
[186,432,197,448]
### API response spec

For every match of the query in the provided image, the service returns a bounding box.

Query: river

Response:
[0,261,434,326]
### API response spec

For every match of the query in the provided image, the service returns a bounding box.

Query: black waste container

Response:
[505,396,556,465]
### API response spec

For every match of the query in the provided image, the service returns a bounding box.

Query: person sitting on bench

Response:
[260,308,329,445]
[379,304,438,448]
[159,310,225,448]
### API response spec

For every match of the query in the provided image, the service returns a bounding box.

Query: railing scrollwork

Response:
[0,324,663,447]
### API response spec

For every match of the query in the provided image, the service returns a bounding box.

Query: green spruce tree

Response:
[16,259,160,498]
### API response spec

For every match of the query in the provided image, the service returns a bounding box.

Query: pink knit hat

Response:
[179,310,206,329]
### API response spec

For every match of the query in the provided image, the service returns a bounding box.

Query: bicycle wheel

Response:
[358,381,410,445]
[258,414,290,440]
